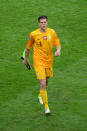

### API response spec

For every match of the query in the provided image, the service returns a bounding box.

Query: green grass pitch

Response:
[0,0,87,131]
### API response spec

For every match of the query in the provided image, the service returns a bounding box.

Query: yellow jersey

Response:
[26,28,61,68]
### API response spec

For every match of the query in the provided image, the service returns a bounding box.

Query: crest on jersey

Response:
[43,36,47,40]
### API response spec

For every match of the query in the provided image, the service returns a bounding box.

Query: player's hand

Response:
[23,58,32,70]
[23,58,28,65]
[55,50,61,56]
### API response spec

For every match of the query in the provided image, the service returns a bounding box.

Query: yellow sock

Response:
[39,86,48,96]
[40,90,49,109]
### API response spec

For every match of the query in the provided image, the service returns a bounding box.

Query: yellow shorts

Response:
[34,66,53,79]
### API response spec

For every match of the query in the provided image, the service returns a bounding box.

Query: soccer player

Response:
[23,16,61,115]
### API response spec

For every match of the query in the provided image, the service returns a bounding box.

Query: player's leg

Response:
[39,79,50,115]
[34,66,50,115]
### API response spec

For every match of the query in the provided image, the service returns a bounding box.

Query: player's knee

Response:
[39,79,46,90]
[42,83,46,89]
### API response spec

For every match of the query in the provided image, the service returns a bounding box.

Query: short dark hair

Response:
[38,16,48,22]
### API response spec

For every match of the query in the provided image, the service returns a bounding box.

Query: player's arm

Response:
[53,31,61,56]
[55,45,61,56]
[23,48,32,70]
[23,33,33,69]
[23,48,30,65]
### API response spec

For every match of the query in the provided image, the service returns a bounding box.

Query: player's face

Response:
[39,19,48,32]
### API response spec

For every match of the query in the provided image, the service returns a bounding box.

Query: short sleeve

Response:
[26,33,34,50]
[53,31,61,48]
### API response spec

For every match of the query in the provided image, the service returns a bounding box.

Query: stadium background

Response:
[0,0,87,131]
